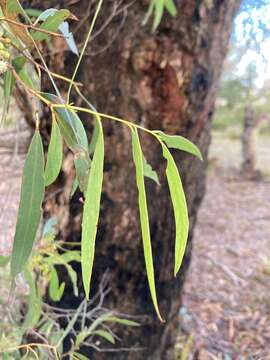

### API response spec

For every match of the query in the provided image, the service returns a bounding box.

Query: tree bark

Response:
[242,105,258,178]
[21,1,241,358]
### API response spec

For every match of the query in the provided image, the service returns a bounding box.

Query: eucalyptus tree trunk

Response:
[242,105,257,178]
[21,1,241,359]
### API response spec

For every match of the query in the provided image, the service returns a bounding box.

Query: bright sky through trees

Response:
[234,1,270,87]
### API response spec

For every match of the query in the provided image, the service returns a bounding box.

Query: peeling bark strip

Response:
[22,0,241,359]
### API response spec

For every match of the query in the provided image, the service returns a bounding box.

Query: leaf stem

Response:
[67,0,103,102]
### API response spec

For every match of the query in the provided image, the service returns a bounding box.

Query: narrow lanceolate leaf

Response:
[11,130,45,277]
[45,119,63,186]
[131,128,163,322]
[161,143,189,276]
[42,93,89,153]
[164,0,177,17]
[1,69,15,124]
[81,118,104,299]
[156,131,203,160]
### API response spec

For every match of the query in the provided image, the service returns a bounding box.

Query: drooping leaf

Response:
[89,119,99,155]
[92,330,115,344]
[11,130,45,277]
[59,21,79,56]
[156,131,203,160]
[152,0,164,31]
[1,69,15,124]
[161,143,189,276]
[164,0,177,16]
[31,9,70,41]
[42,93,88,153]
[45,119,63,186]
[81,118,104,299]
[131,128,163,322]
[143,155,160,185]
[106,316,140,327]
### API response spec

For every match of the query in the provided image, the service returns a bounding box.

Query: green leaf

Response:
[92,330,115,344]
[74,150,91,195]
[31,9,70,41]
[49,267,65,301]
[10,130,45,277]
[25,8,42,17]
[131,128,163,322]
[73,352,89,360]
[143,156,160,185]
[153,0,164,31]
[106,316,140,327]
[12,56,35,90]
[81,118,104,299]
[156,131,203,160]
[23,268,42,330]
[164,0,177,16]
[161,143,189,276]
[6,0,24,14]
[45,119,63,186]
[46,252,79,296]
[144,0,177,31]
[89,119,99,155]
[12,55,26,72]
[1,69,15,124]
[42,93,88,153]
[56,108,88,152]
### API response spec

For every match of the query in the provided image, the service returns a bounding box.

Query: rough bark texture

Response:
[21,1,241,359]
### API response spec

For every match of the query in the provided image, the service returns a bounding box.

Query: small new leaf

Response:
[156,131,203,160]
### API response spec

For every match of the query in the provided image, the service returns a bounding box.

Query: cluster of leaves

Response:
[0,219,140,359]
[144,0,178,31]
[0,0,202,324]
